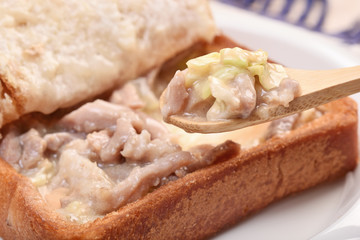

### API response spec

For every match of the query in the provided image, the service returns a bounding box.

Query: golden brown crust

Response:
[0,97,357,240]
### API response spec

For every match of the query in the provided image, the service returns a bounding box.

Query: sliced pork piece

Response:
[59,100,143,133]
[265,114,300,140]
[259,78,301,107]
[109,82,145,110]
[19,129,47,169]
[207,72,256,120]
[121,130,181,164]
[137,111,169,139]
[86,117,180,164]
[0,128,47,169]
[47,148,116,214]
[101,163,136,184]
[161,70,189,120]
[87,118,135,164]
[44,132,81,152]
[0,128,22,166]
[111,151,195,208]
[86,130,112,161]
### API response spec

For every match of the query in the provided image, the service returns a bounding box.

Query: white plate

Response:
[210,1,360,240]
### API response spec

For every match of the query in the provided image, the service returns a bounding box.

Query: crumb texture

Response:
[0,0,216,127]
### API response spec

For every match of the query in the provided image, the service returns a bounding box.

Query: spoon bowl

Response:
[165,65,360,133]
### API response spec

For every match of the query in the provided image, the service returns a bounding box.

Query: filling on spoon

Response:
[161,47,301,121]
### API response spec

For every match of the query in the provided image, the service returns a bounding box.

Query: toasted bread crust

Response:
[0,98,357,240]
[0,0,216,128]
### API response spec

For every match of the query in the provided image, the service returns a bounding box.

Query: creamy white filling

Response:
[0,72,318,224]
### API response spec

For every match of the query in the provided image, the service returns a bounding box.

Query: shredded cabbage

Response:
[184,47,288,95]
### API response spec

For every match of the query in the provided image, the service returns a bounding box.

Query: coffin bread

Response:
[0,100,357,240]
[0,34,358,239]
[0,0,358,239]
[0,0,216,127]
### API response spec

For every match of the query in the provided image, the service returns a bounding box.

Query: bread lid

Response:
[0,0,216,128]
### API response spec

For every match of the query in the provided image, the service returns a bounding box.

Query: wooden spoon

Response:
[164,65,360,133]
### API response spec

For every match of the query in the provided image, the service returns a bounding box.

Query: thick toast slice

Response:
[0,35,358,239]
[0,99,357,240]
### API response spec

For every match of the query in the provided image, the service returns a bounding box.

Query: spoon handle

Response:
[285,65,360,114]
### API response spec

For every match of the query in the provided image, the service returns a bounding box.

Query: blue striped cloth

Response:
[219,0,360,44]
